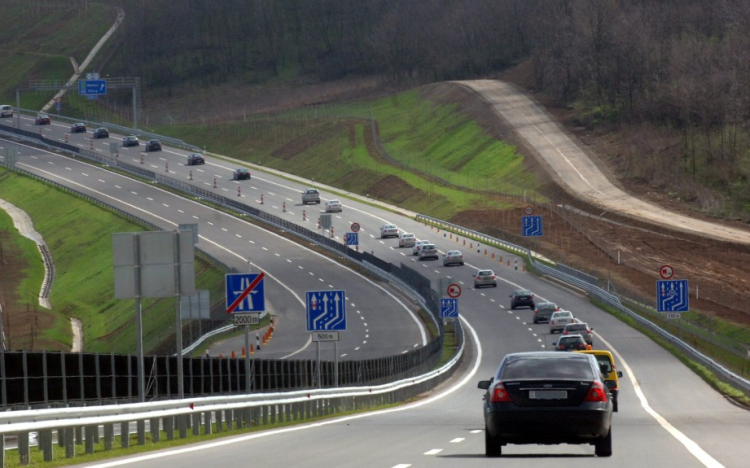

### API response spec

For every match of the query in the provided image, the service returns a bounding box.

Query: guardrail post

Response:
[40,430,53,461]
[18,431,29,465]
[216,410,223,433]
[75,426,83,445]
[179,414,188,439]
[164,416,174,440]
[120,422,129,448]
[104,423,114,450]
[150,418,160,442]
[192,413,201,436]
[137,420,146,445]
[85,426,95,454]
[226,409,233,431]
[65,427,75,457]
[204,411,212,435]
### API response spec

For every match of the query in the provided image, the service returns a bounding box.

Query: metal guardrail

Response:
[0,340,464,463]
[415,214,750,396]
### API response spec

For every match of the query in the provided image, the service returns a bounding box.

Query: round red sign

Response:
[447,284,462,298]
[351,223,361,232]
[659,264,674,280]
[524,206,533,215]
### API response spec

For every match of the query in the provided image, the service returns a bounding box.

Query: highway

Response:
[2,115,750,467]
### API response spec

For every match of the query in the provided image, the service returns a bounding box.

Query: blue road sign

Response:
[306,290,346,331]
[440,298,459,318]
[345,232,359,246]
[657,279,689,312]
[225,273,265,313]
[522,215,543,237]
[78,79,107,96]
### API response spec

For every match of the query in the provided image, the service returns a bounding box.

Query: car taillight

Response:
[490,383,513,403]
[558,345,565,350]
[551,321,555,325]
[584,381,608,402]
[563,331,568,335]
[491,275,496,279]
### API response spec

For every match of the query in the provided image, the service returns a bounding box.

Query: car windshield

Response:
[515,289,532,295]
[499,356,595,380]
[479,271,493,276]
[538,303,557,311]
[566,325,587,332]
[560,336,584,343]
[553,312,572,319]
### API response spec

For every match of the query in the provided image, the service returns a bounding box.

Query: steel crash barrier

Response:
[0,347,462,464]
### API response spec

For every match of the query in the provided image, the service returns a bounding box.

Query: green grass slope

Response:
[0,170,225,353]
[151,87,542,220]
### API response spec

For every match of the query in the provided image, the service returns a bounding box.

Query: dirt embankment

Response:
[418,67,750,324]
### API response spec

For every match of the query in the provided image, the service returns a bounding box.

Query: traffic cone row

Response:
[165,162,169,172]
[64,133,69,143]
[303,209,306,221]
[260,194,264,204]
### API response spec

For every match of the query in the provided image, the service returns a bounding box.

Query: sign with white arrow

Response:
[306,290,347,331]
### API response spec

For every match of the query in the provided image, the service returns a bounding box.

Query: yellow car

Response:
[576,350,623,412]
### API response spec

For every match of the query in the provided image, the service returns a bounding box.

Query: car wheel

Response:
[595,427,612,457]
[493,283,497,287]
[485,429,502,457]
[510,305,515,310]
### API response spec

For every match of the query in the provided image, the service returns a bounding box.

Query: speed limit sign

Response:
[524,206,533,215]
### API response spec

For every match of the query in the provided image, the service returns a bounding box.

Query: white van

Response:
[0,105,13,118]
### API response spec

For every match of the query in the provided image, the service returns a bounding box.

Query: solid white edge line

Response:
[597,333,724,468]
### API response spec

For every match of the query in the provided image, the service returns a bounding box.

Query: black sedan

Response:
[35,114,51,125]
[478,351,613,457]
[92,127,109,139]
[232,168,251,180]
[510,288,534,310]
[187,153,205,165]
[554,334,590,351]
[71,123,86,133]
[144,139,162,152]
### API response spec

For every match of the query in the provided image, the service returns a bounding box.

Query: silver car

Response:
[443,250,464,266]
[549,310,575,334]
[398,232,416,248]
[418,243,438,260]
[563,322,594,345]
[301,188,321,205]
[473,270,497,288]
[380,224,399,238]
[412,240,430,255]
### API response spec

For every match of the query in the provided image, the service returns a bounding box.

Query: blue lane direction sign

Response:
[522,215,543,237]
[226,273,265,313]
[78,79,107,96]
[657,279,689,312]
[345,232,359,246]
[306,290,346,331]
[440,298,459,318]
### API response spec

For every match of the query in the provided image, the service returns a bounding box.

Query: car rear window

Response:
[500,356,595,380]
[566,324,586,332]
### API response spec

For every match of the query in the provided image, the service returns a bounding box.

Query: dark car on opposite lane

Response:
[92,127,109,139]
[478,351,613,457]
[187,153,205,165]
[71,123,86,133]
[233,168,251,180]
[122,135,139,147]
[510,289,534,309]
[144,139,162,152]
